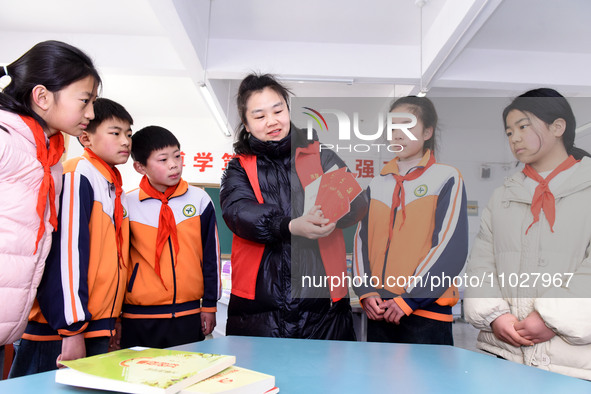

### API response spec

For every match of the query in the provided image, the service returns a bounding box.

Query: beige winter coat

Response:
[465,157,591,380]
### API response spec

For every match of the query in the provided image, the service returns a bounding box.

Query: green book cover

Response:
[55,348,236,394]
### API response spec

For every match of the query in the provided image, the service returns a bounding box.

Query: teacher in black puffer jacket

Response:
[220,73,368,339]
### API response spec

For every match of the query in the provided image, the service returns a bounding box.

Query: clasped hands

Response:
[491,311,556,347]
[361,296,406,324]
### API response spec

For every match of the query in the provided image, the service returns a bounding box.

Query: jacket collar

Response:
[503,156,591,203]
[82,149,116,183]
[381,149,432,176]
[249,125,293,159]
[0,110,40,146]
[139,178,189,201]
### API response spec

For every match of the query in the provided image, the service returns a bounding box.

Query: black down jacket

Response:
[220,125,368,339]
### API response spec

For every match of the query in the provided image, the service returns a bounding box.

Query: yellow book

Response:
[181,365,278,394]
[55,347,236,394]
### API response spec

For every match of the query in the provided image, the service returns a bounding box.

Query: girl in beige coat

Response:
[465,88,591,380]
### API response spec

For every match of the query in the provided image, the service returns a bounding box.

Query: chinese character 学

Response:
[194,152,214,172]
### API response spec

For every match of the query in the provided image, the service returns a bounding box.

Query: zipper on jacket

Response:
[168,237,177,318]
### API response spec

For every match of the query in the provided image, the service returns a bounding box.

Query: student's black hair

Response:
[233,73,292,155]
[86,98,133,134]
[502,88,591,160]
[131,125,180,165]
[0,40,101,132]
[389,95,438,154]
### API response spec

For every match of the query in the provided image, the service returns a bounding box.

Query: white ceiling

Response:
[2,0,591,142]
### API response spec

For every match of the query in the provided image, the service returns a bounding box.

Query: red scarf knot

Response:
[388,151,436,245]
[139,175,182,290]
[522,155,578,234]
[19,116,65,254]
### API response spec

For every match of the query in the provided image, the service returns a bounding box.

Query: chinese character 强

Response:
[355,159,374,178]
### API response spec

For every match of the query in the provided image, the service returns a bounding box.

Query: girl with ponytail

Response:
[0,40,99,349]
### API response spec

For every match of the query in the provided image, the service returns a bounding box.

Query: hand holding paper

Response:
[304,167,362,224]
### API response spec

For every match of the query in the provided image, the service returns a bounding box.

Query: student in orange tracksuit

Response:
[353,96,468,345]
[9,98,133,377]
[121,126,220,348]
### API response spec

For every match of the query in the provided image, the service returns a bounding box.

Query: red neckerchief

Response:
[139,175,180,289]
[522,155,578,234]
[19,115,65,253]
[84,148,125,266]
[388,151,436,247]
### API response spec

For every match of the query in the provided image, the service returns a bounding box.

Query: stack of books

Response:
[56,347,278,394]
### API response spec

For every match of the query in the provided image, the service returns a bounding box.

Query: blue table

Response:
[1,336,590,393]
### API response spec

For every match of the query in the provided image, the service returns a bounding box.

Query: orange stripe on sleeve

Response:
[412,309,454,322]
[394,297,413,316]
[58,322,88,337]
[22,333,63,341]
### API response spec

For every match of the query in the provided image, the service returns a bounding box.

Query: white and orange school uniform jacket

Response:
[123,179,220,319]
[24,150,129,340]
[353,150,469,322]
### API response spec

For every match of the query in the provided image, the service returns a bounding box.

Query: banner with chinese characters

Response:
[180,151,234,183]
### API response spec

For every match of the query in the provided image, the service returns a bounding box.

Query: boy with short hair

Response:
[9,98,133,377]
[121,125,220,348]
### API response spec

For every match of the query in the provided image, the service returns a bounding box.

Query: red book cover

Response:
[314,168,362,224]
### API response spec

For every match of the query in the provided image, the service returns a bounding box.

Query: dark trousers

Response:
[8,336,109,378]
[367,313,453,345]
[121,313,205,349]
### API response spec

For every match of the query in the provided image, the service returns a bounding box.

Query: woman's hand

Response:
[289,205,336,239]
[491,313,533,347]
[514,311,556,344]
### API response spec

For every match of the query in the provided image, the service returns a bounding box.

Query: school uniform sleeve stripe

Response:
[59,172,92,327]
[404,173,468,302]
[38,170,93,334]
[64,171,80,322]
